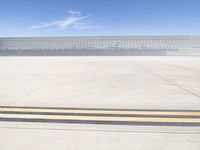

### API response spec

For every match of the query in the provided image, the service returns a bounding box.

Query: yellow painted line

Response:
[0,108,200,116]
[0,114,200,123]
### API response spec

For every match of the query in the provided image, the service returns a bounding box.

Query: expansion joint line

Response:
[132,62,200,98]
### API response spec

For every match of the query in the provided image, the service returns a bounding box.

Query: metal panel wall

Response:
[0,36,200,50]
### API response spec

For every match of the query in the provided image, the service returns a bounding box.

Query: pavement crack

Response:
[8,78,56,106]
[133,62,200,99]
[94,64,100,74]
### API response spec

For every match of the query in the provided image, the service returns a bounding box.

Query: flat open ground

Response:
[0,56,200,109]
[0,56,200,150]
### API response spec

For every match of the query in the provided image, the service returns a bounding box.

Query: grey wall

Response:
[0,36,200,56]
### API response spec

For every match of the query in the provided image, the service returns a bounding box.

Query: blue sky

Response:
[0,0,200,37]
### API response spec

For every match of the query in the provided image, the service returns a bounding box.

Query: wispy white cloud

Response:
[68,10,82,16]
[30,11,101,30]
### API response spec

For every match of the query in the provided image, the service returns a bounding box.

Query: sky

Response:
[0,0,200,37]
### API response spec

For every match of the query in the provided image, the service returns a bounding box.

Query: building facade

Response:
[0,36,200,55]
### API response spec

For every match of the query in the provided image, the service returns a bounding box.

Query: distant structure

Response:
[0,36,200,56]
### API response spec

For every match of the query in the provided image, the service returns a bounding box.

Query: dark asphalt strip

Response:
[0,111,200,118]
[0,118,200,126]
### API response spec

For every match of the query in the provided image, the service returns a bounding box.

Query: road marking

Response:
[0,106,200,126]
[1,113,200,123]
[0,107,200,116]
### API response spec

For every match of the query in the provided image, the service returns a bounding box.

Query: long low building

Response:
[0,36,200,56]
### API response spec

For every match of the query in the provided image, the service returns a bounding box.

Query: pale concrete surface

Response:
[0,56,200,150]
[0,56,200,109]
[0,122,200,150]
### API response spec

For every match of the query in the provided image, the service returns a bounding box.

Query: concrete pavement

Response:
[1,125,200,150]
[0,56,200,109]
[0,56,200,150]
